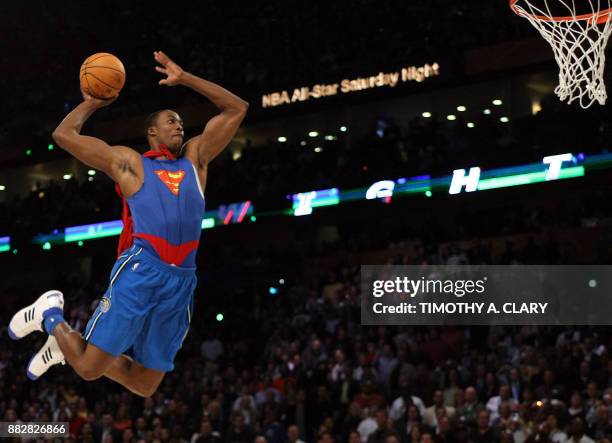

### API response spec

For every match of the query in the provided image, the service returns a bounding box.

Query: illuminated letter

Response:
[294,192,316,216]
[291,88,303,102]
[366,180,396,200]
[543,153,573,180]
[449,167,481,194]
[262,94,272,108]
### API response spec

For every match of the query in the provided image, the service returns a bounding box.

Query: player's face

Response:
[155,110,184,151]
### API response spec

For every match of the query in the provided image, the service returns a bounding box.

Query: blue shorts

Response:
[83,245,196,371]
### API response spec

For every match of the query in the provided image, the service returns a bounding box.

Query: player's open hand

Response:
[154,51,184,86]
[81,88,117,108]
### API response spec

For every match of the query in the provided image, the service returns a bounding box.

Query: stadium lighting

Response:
[457,106,467,112]
[447,115,457,121]
[25,149,32,156]
[492,99,503,106]
[483,109,492,115]
[250,216,257,222]
[42,242,51,250]
[201,218,215,229]
[314,147,323,153]
[78,241,84,247]
[300,141,307,146]
[500,116,510,123]
[425,190,432,197]
[422,111,432,118]
[324,135,336,141]
[308,131,319,137]
[339,126,348,132]
[277,136,287,142]
[88,170,96,176]
[467,122,475,128]
[0,237,9,253]
[216,313,224,322]
[279,278,285,284]
[48,144,54,151]
[269,287,278,295]
[12,249,18,255]
[63,174,72,180]
[0,186,5,191]
[88,177,94,182]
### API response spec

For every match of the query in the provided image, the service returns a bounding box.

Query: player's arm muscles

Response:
[52,100,142,190]
[177,73,248,168]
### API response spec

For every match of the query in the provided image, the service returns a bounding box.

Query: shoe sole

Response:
[26,353,39,380]
[7,326,18,341]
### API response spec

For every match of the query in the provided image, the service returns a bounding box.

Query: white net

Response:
[511,0,612,108]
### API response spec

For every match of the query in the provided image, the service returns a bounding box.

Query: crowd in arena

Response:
[1,163,612,442]
[2,229,612,443]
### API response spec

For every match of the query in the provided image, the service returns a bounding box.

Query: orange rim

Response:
[510,0,612,24]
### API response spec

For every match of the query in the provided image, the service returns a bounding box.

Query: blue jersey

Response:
[83,155,204,372]
[127,156,205,267]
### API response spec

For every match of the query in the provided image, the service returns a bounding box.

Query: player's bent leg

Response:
[104,355,165,397]
[51,321,163,396]
[53,322,116,381]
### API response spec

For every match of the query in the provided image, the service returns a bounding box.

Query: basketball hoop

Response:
[510,0,612,108]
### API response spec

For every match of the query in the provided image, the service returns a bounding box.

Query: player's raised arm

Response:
[153,51,249,166]
[52,93,143,195]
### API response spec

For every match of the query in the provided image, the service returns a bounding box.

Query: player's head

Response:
[145,109,184,153]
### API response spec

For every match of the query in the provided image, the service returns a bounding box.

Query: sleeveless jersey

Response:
[126,156,205,267]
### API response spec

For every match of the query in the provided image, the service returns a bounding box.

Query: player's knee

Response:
[78,366,105,381]
[137,385,159,398]
[135,376,163,398]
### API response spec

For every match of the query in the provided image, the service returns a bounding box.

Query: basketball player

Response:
[8,51,248,397]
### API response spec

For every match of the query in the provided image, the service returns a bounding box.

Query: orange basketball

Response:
[79,53,126,99]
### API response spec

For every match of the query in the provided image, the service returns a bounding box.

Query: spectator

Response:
[423,390,455,428]
[565,418,595,443]
[366,410,393,443]
[226,413,254,443]
[472,410,495,443]
[287,424,306,443]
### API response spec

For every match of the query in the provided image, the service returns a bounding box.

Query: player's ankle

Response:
[42,309,65,335]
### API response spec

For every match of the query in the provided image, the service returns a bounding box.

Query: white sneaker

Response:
[8,290,64,340]
[27,335,65,380]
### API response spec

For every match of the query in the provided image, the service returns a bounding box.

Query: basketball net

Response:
[510,0,612,108]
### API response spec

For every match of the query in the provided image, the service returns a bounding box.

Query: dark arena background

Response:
[2,1,612,442]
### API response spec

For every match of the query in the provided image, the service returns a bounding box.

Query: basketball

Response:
[79,53,126,99]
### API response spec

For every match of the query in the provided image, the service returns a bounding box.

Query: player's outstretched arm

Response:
[52,92,143,195]
[153,50,249,166]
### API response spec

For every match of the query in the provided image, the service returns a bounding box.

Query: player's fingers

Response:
[159,79,167,85]
[154,51,165,64]
[155,66,167,74]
